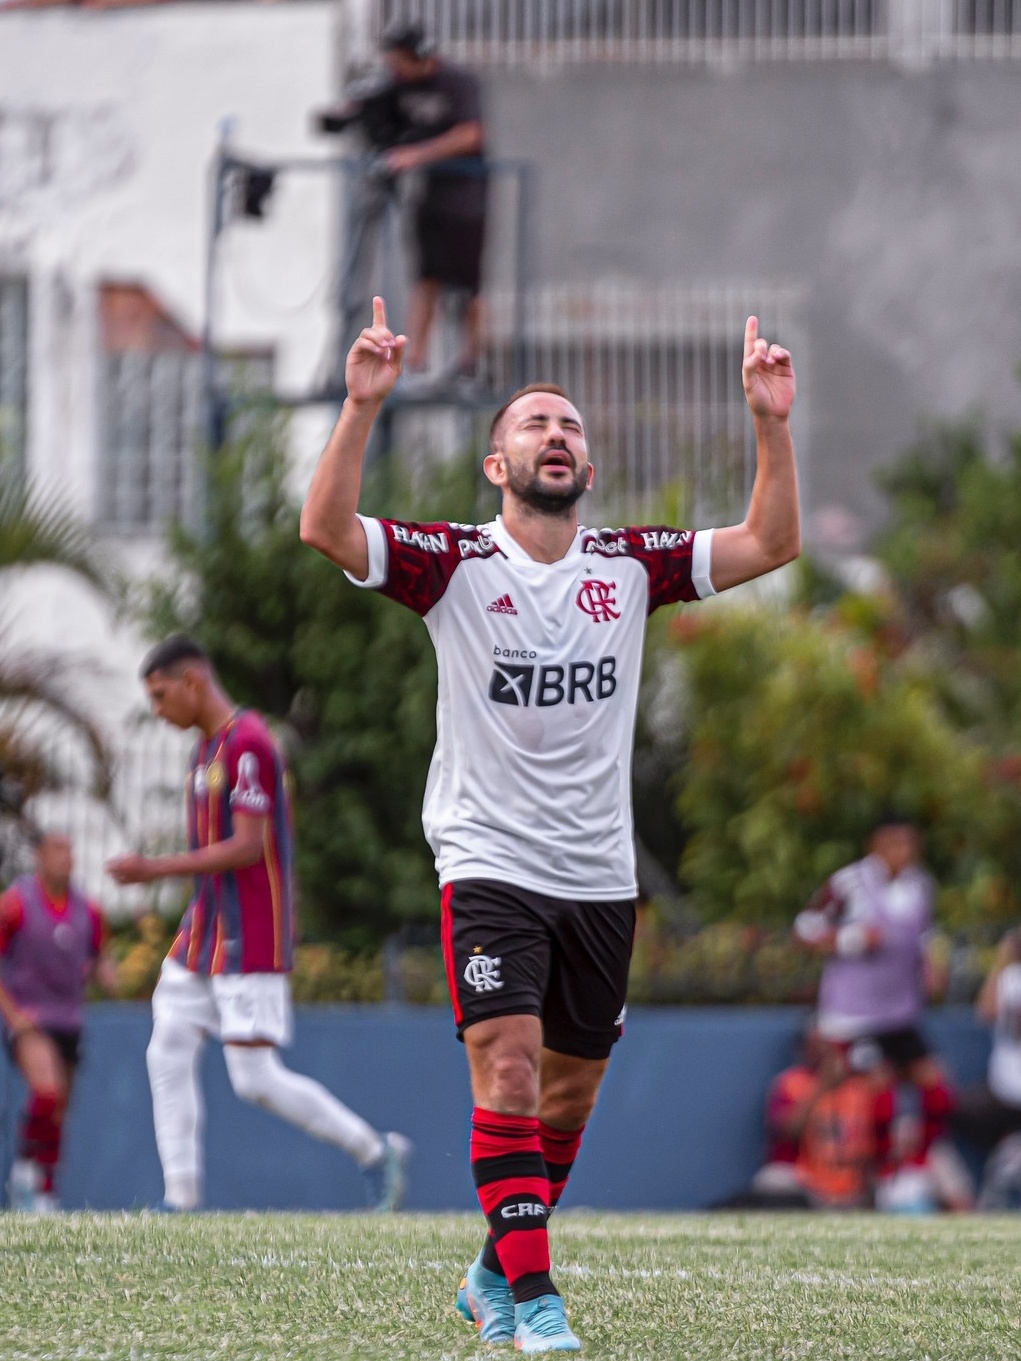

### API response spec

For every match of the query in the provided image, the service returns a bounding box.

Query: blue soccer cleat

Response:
[363,1131,412,1212]
[513,1294,582,1354]
[455,1251,515,1343]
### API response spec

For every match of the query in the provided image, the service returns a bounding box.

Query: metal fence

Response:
[18,722,191,921]
[372,0,1021,64]
[391,280,803,526]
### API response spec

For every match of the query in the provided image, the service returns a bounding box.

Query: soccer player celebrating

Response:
[106,636,410,1212]
[300,297,799,1353]
[0,831,117,1211]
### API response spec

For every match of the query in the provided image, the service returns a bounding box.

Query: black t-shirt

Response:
[391,62,487,217]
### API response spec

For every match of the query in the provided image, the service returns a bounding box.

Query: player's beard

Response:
[506,455,588,516]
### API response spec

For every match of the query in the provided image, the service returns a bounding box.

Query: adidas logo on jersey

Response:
[486,593,518,615]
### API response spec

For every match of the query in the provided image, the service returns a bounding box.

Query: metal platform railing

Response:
[371,1,1021,65]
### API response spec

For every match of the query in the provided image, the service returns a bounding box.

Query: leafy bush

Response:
[663,602,1021,933]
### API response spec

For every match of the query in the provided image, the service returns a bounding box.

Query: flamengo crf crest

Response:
[576,579,619,623]
[463,954,504,992]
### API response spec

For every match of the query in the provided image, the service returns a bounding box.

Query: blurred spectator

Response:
[0,831,117,1211]
[793,814,966,1208]
[713,1023,894,1210]
[315,22,487,388]
[950,928,1021,1209]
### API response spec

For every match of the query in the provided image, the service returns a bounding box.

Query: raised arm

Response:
[708,316,800,593]
[299,296,406,579]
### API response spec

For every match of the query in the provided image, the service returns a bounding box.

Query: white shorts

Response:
[153,958,293,1047]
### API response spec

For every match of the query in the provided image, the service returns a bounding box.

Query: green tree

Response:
[869,417,1021,743]
[139,413,487,949]
[665,604,1019,933]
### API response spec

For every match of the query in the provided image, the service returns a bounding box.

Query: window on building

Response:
[0,275,29,484]
[96,283,202,532]
[96,282,273,533]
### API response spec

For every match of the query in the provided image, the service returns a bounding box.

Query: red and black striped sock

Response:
[539,1120,585,1209]
[470,1107,554,1303]
[19,1090,62,1194]
[479,1120,587,1276]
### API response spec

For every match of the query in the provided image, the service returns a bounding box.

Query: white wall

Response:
[0,4,344,899]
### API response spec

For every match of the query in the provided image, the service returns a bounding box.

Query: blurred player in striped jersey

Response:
[300,297,799,1353]
[107,635,410,1212]
[1,831,117,1211]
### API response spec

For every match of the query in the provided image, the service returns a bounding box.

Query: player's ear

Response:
[585,462,595,490]
[483,451,505,488]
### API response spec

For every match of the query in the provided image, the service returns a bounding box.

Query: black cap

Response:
[381,21,434,58]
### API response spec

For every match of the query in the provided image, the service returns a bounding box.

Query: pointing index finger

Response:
[744,316,759,361]
[372,295,388,330]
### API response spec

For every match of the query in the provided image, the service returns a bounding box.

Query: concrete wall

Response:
[484,58,1021,538]
[0,1004,991,1212]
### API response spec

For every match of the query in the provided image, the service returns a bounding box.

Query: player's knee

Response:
[223,1045,278,1107]
[541,1075,599,1128]
[483,1052,540,1110]
[542,1090,596,1130]
[147,1018,200,1077]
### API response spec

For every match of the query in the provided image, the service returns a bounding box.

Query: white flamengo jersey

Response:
[348,513,715,899]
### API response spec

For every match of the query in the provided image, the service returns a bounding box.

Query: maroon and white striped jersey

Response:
[348,514,715,898]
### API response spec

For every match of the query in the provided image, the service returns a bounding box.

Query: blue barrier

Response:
[0,1004,991,1211]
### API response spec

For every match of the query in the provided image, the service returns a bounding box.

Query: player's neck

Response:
[197,688,239,739]
[500,501,579,563]
[38,873,69,903]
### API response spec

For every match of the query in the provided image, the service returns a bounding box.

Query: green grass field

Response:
[1,1210,1018,1360]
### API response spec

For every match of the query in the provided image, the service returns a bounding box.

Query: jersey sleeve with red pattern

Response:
[226,720,277,819]
[587,526,702,613]
[0,887,24,955]
[804,876,846,924]
[376,519,499,616]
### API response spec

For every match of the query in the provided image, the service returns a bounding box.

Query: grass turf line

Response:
[0,1211,1019,1360]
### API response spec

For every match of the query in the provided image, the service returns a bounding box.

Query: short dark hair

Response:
[140,634,210,679]
[380,21,434,58]
[488,382,576,453]
[869,809,916,834]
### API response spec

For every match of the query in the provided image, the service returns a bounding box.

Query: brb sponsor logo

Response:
[489,648,617,707]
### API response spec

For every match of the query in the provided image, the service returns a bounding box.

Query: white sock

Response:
[146,1014,205,1209]
[223,1045,384,1169]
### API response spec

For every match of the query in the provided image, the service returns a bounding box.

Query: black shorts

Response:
[868,1025,931,1069]
[440,879,636,1060]
[413,206,485,292]
[5,1026,82,1070]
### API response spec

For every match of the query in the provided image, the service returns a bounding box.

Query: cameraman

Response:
[314,23,487,388]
